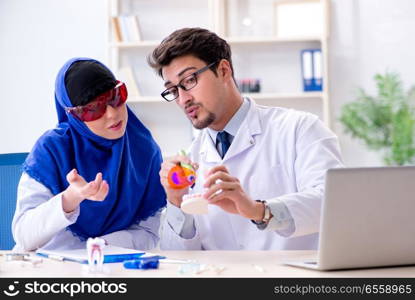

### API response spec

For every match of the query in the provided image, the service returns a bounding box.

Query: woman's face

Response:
[84,103,128,139]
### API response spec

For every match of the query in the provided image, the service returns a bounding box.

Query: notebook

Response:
[36,245,146,264]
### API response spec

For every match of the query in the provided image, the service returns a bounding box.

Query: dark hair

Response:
[148,27,234,78]
[64,61,116,107]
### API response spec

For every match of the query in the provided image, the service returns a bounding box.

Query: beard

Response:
[192,110,216,129]
[185,101,216,129]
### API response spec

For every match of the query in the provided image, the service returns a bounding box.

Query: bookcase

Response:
[108,0,330,157]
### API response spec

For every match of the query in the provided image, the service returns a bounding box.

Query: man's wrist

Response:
[251,200,266,222]
[250,200,273,230]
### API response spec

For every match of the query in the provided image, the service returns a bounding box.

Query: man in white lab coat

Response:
[148,28,343,250]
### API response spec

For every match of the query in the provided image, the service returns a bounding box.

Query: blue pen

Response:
[123,256,165,270]
[103,253,145,263]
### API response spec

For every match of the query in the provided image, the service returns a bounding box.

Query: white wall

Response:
[329,0,415,166]
[0,0,108,154]
[2,0,415,167]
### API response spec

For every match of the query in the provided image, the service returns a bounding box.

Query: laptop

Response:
[286,166,415,271]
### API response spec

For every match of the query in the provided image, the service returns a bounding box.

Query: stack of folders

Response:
[111,15,142,43]
[36,246,189,265]
[36,246,146,264]
[301,49,323,92]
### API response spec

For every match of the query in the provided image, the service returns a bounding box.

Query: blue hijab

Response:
[23,57,166,239]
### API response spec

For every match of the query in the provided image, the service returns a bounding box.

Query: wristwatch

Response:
[251,200,273,230]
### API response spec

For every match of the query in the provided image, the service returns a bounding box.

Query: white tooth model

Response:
[86,237,106,272]
[181,193,208,215]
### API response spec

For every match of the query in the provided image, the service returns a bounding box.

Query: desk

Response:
[1,251,415,277]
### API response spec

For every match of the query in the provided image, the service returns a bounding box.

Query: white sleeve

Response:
[265,199,295,236]
[159,202,203,250]
[279,116,344,238]
[12,172,80,251]
[100,211,162,251]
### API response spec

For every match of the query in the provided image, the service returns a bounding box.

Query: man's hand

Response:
[159,155,198,208]
[203,165,265,221]
[62,169,109,213]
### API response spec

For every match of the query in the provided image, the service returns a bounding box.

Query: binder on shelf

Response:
[300,49,323,92]
[117,15,141,42]
[312,49,323,91]
[110,17,122,42]
[117,16,129,42]
[301,49,313,91]
[128,15,142,42]
[116,66,141,98]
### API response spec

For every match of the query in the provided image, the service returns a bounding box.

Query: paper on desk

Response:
[36,246,191,265]
[36,245,145,264]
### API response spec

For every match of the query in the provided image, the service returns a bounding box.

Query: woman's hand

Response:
[62,169,109,213]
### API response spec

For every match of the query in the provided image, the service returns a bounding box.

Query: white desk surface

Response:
[1,250,414,278]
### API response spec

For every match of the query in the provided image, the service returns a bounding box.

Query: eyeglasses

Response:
[161,61,218,102]
[65,81,128,122]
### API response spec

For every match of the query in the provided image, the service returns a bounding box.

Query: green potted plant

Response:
[340,72,415,166]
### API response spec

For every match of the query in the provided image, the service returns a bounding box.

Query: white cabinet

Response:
[108,0,330,156]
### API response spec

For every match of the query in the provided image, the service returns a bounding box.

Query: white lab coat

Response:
[161,98,343,250]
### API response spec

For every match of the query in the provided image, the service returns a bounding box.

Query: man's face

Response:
[161,55,227,130]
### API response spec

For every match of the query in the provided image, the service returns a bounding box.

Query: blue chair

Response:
[0,153,28,249]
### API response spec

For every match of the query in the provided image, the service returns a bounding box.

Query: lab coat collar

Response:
[200,97,262,163]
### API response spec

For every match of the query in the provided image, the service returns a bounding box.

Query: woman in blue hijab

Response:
[12,57,166,251]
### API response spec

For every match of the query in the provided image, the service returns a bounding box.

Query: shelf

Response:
[109,41,160,48]
[109,0,331,153]
[242,92,323,100]
[227,36,323,45]
[126,92,323,104]
[110,36,322,49]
